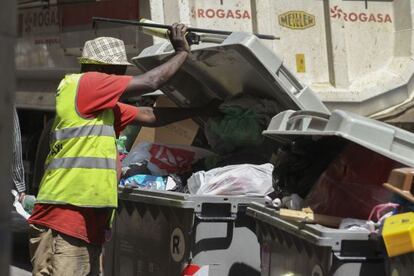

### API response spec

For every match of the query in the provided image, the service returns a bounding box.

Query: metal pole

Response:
[0,0,15,274]
[92,17,280,40]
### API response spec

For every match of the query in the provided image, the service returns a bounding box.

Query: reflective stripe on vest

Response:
[47,157,116,170]
[51,125,115,142]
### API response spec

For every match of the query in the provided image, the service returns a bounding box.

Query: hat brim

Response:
[78,57,133,66]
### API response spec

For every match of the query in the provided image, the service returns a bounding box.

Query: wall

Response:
[0,0,15,273]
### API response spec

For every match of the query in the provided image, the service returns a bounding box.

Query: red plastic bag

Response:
[122,142,214,175]
[305,143,401,219]
[149,144,196,174]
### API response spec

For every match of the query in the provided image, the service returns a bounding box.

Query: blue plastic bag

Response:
[120,174,166,190]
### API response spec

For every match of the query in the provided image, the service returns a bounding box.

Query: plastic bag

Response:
[120,174,166,190]
[11,189,33,219]
[116,135,128,154]
[339,218,375,233]
[220,94,281,125]
[205,107,264,154]
[122,142,215,175]
[120,174,179,191]
[188,163,274,196]
[204,95,281,154]
[304,143,399,219]
[272,138,346,198]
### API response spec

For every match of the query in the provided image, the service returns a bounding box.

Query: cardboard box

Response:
[132,96,199,147]
[279,208,343,228]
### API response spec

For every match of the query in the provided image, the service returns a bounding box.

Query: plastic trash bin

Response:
[386,253,414,276]
[104,189,265,276]
[103,31,331,276]
[246,203,387,276]
[245,109,414,276]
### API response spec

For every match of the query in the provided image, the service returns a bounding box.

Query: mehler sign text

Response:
[279,11,315,30]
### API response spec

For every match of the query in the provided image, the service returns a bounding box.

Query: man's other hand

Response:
[18,192,26,203]
[168,23,191,53]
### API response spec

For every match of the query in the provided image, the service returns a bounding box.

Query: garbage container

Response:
[386,253,414,276]
[105,190,265,276]
[246,202,386,276]
[103,31,331,276]
[245,109,414,276]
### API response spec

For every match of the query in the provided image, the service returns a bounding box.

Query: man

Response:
[29,23,212,275]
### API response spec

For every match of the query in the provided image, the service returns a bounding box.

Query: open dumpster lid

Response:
[132,32,329,114]
[263,109,414,168]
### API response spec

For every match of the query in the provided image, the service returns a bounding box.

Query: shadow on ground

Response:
[12,231,32,272]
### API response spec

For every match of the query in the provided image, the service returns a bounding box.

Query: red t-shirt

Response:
[29,72,137,245]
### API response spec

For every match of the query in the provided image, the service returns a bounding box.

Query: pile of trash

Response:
[263,139,414,243]
[119,95,278,196]
[119,94,412,243]
[120,141,274,196]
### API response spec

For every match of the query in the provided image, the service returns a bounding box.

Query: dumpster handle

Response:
[333,252,383,262]
[195,214,236,223]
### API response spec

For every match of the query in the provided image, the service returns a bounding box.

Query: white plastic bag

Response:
[11,189,30,220]
[122,142,215,175]
[188,163,274,196]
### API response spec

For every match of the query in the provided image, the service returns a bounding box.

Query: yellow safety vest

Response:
[36,73,118,208]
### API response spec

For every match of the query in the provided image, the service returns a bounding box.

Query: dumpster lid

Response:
[131,32,329,113]
[263,109,414,167]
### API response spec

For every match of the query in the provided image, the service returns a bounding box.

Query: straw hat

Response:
[78,37,132,65]
[383,167,414,203]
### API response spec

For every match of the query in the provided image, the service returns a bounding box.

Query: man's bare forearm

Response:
[123,51,188,98]
[134,106,208,127]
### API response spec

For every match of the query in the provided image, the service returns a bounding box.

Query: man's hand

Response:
[122,23,191,97]
[168,23,191,53]
[133,100,222,128]
[18,192,26,203]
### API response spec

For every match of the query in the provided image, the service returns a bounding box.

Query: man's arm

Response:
[122,23,191,98]
[134,106,211,127]
[12,107,26,200]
